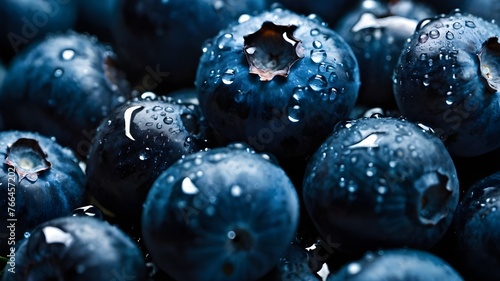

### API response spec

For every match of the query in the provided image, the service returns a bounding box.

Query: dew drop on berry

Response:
[347,262,362,275]
[139,147,151,161]
[418,33,429,43]
[308,74,327,91]
[230,185,242,197]
[287,93,304,122]
[429,30,440,39]
[222,69,235,85]
[310,50,327,63]
[445,31,454,40]
[217,33,233,49]
[465,20,476,28]
[163,117,173,125]
[53,68,63,78]
[61,49,75,61]
[310,28,320,36]
[238,14,251,23]
[312,40,322,49]
[329,72,338,82]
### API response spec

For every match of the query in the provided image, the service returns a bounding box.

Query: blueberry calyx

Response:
[4,138,52,182]
[243,21,305,81]
[478,37,500,93]
[414,172,451,226]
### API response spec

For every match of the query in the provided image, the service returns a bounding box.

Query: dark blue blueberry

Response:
[86,93,211,223]
[0,0,78,61]
[393,11,500,157]
[274,0,356,26]
[461,0,500,24]
[302,117,459,256]
[327,249,463,281]
[1,216,148,281]
[335,0,434,108]
[111,0,269,92]
[0,131,86,257]
[0,32,132,159]
[454,171,500,280]
[141,143,300,281]
[196,7,360,160]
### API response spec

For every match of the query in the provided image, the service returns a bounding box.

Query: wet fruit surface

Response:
[303,117,459,255]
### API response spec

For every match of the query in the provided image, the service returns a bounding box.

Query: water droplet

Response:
[347,262,361,275]
[312,40,322,49]
[217,33,233,49]
[222,69,235,85]
[445,97,454,105]
[423,74,430,86]
[61,49,75,60]
[227,230,236,239]
[53,68,63,77]
[445,31,454,40]
[453,22,462,29]
[308,74,327,91]
[310,28,320,36]
[231,185,242,197]
[429,30,440,39]
[389,160,397,168]
[238,14,251,23]
[24,232,31,239]
[418,33,429,43]
[181,178,199,194]
[329,72,338,82]
[163,117,174,125]
[347,181,358,193]
[141,92,157,100]
[420,53,428,61]
[287,93,304,122]
[377,186,388,194]
[139,148,151,160]
[165,107,174,113]
[310,49,327,63]
[465,21,475,28]
[328,88,337,101]
[366,165,377,177]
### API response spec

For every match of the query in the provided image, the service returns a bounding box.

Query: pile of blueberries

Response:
[1,0,500,280]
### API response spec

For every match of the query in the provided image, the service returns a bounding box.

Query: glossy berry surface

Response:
[454,171,500,280]
[0,32,131,159]
[335,0,434,108]
[196,7,360,160]
[275,0,355,26]
[327,249,463,281]
[303,117,459,256]
[0,0,78,61]
[142,143,299,281]
[0,131,86,257]
[393,11,500,157]
[86,93,211,222]
[1,216,148,281]
[111,0,269,92]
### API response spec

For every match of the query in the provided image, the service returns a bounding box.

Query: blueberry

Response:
[1,216,148,281]
[302,116,459,256]
[327,249,463,281]
[86,92,211,223]
[274,0,356,26]
[0,0,78,61]
[141,143,300,281]
[111,0,269,92]
[454,171,500,280]
[0,32,132,159]
[393,11,500,157]
[196,7,360,160]
[0,131,86,257]
[335,0,434,108]
[461,0,500,24]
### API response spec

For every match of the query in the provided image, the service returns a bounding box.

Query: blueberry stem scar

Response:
[4,138,52,182]
[243,21,305,81]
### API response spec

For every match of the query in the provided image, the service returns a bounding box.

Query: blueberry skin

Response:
[111,0,269,92]
[327,249,463,281]
[0,32,131,159]
[275,0,355,26]
[86,93,211,222]
[461,0,500,24]
[454,171,500,280]
[0,0,78,61]
[1,216,148,281]
[196,8,360,160]
[335,0,434,109]
[302,117,459,256]
[393,12,500,157]
[142,144,300,281]
[0,131,86,257]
